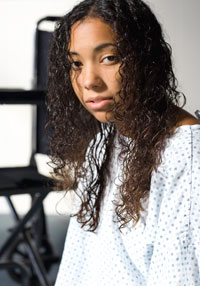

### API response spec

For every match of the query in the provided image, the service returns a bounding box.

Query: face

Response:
[68,18,121,123]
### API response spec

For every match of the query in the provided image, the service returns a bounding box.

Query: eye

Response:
[102,55,118,64]
[70,61,82,69]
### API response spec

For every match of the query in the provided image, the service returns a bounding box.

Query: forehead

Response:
[69,17,116,51]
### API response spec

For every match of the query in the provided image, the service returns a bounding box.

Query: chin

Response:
[92,111,114,124]
[96,118,109,123]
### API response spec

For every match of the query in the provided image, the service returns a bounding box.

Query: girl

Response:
[47,0,200,285]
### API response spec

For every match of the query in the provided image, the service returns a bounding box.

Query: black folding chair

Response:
[0,90,58,286]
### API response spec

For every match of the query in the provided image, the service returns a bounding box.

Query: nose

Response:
[81,64,103,90]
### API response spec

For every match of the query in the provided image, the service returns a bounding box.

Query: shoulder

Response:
[151,124,200,196]
[175,107,200,126]
[161,124,200,171]
[162,107,200,162]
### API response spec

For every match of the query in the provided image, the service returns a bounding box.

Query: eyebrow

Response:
[68,43,116,56]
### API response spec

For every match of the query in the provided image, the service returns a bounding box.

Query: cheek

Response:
[111,66,121,84]
[70,73,82,98]
[109,71,121,92]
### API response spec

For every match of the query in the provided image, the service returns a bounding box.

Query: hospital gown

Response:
[55,124,200,286]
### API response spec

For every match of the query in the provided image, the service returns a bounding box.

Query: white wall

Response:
[147,0,200,113]
[0,0,199,214]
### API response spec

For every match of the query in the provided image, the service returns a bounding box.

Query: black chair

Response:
[0,90,58,286]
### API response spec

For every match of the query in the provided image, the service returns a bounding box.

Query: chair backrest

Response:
[33,16,60,90]
[0,90,48,167]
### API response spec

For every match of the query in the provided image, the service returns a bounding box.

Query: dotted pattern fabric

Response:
[55,125,200,286]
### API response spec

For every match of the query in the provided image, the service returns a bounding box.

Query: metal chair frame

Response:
[0,90,58,286]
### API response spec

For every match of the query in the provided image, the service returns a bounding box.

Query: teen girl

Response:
[47,0,200,285]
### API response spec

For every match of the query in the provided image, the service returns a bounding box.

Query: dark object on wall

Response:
[34,16,61,90]
[195,110,200,120]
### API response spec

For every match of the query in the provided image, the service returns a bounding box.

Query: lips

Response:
[86,96,113,110]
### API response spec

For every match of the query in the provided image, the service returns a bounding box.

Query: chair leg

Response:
[0,193,52,286]
[0,261,30,286]
[31,195,48,248]
[0,191,48,257]
[21,230,52,286]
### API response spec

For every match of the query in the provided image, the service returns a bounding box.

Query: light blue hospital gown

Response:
[55,125,200,286]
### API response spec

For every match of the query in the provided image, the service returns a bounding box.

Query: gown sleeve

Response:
[146,126,200,285]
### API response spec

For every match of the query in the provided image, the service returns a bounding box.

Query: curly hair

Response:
[47,0,185,231]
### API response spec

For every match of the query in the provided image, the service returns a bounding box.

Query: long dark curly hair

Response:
[47,0,185,231]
